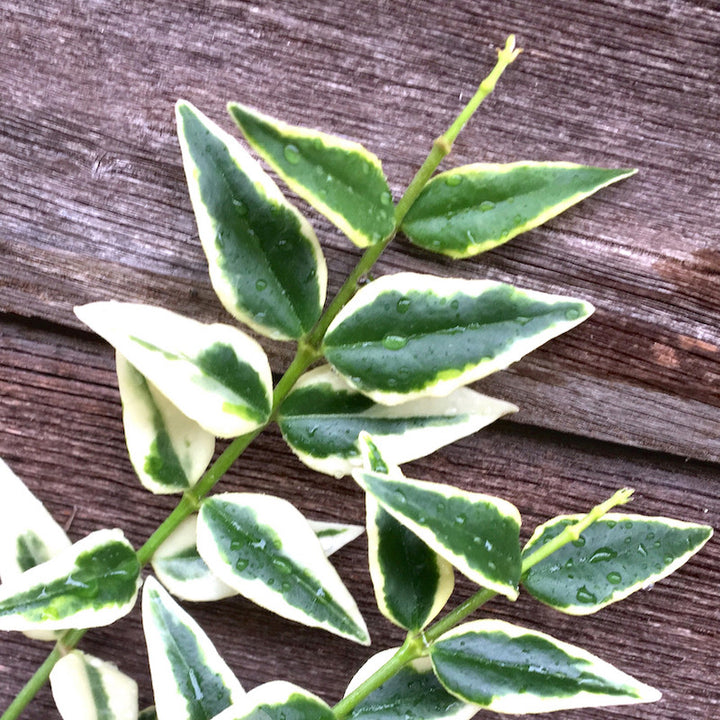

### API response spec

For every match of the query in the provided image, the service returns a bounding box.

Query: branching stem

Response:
[1,36,520,720]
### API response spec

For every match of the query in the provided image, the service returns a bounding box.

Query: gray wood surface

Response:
[1,1,718,718]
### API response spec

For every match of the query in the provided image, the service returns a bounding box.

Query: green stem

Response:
[1,629,85,720]
[333,633,424,719]
[331,486,634,717]
[309,35,521,348]
[1,36,521,720]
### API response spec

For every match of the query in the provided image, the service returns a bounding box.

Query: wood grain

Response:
[1,0,718,718]
[0,319,717,718]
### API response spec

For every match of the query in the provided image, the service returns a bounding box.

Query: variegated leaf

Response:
[522,513,712,614]
[211,681,335,720]
[197,494,369,644]
[142,577,244,720]
[353,469,521,599]
[0,457,71,581]
[228,103,394,248]
[116,353,215,494]
[75,302,273,438]
[345,648,479,720]
[401,162,635,258]
[278,365,517,477]
[50,650,138,720]
[152,515,362,603]
[177,101,327,340]
[430,619,660,713]
[359,434,454,631]
[0,529,140,631]
[323,273,593,405]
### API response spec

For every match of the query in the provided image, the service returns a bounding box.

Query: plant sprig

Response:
[0,36,712,720]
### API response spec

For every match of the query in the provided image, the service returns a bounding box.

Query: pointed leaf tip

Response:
[177,101,326,340]
[402,162,636,258]
[228,102,394,247]
[324,273,593,405]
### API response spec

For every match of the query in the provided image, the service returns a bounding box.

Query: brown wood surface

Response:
[1,1,718,718]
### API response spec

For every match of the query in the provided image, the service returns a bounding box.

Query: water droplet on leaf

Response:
[445,174,462,187]
[576,586,597,604]
[283,144,301,164]
[382,335,408,350]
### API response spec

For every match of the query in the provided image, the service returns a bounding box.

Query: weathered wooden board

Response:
[1,0,719,460]
[0,319,717,718]
[1,0,719,718]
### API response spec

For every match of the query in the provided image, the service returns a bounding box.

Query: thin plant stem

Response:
[332,487,635,717]
[1,37,520,720]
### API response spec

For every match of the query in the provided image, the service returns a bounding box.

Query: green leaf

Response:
[353,469,521,599]
[176,101,327,340]
[346,648,478,720]
[0,529,140,631]
[142,577,244,720]
[522,513,713,615]
[138,708,158,720]
[0,457,71,581]
[211,681,335,720]
[229,103,395,248]
[116,354,215,494]
[429,619,660,713]
[152,515,363,603]
[75,302,273,438]
[50,650,138,720]
[401,162,635,258]
[359,434,454,630]
[278,365,516,477]
[197,493,369,644]
[323,272,593,405]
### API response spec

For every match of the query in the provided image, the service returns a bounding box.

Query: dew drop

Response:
[455,514,467,525]
[235,558,249,572]
[255,279,267,291]
[572,535,586,547]
[576,586,597,604]
[663,555,674,564]
[638,543,648,556]
[565,308,580,321]
[606,520,616,529]
[623,520,633,529]
[232,198,248,216]
[272,557,293,575]
[589,547,618,564]
[396,297,411,314]
[445,174,462,187]
[606,571,622,584]
[283,144,301,164]
[380,191,392,206]
[393,489,407,504]
[565,558,574,568]
[450,299,459,310]
[479,200,495,212]
[382,335,408,350]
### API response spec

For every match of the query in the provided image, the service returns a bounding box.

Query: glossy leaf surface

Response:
[323,273,593,405]
[229,103,394,248]
[523,513,712,614]
[346,648,478,720]
[142,577,244,720]
[152,515,362,603]
[278,365,516,477]
[402,162,635,258]
[177,101,326,340]
[116,354,215,494]
[197,494,369,644]
[360,435,454,630]
[430,620,660,713]
[50,650,138,720]
[75,302,272,438]
[212,681,335,720]
[0,529,140,631]
[354,469,521,599]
